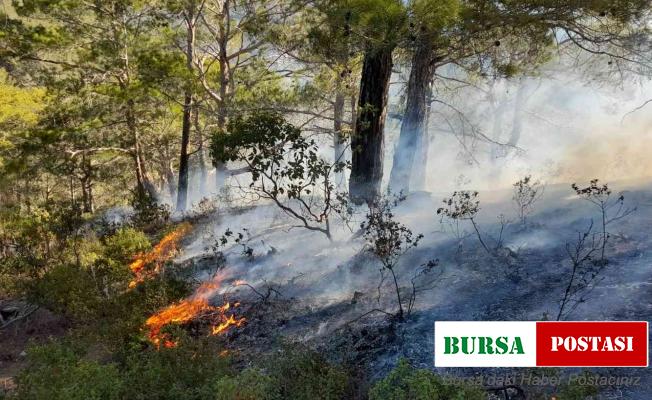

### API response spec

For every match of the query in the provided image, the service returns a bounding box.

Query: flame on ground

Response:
[144,279,246,348]
[129,223,192,288]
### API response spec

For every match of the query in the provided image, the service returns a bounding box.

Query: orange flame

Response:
[144,279,246,348]
[211,314,246,335]
[129,223,192,288]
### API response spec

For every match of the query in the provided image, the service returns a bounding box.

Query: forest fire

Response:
[144,280,246,348]
[129,223,192,288]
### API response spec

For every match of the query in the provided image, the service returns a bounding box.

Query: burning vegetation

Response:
[128,223,193,288]
[144,280,246,348]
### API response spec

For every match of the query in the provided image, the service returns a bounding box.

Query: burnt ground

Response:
[0,306,70,395]
[181,182,652,399]
[4,182,652,399]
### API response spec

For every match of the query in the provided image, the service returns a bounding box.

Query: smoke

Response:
[387,60,652,194]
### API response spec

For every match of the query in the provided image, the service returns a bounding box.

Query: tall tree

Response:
[342,0,406,204]
[4,0,172,199]
[389,0,650,193]
[176,0,200,212]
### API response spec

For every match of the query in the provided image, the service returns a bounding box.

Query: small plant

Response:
[361,194,424,321]
[437,191,491,255]
[513,175,544,225]
[556,220,604,321]
[571,179,634,264]
[406,259,440,316]
[205,228,254,263]
[557,179,635,320]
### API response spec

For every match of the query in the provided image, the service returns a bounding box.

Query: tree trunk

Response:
[176,5,196,212]
[489,81,508,160]
[80,154,94,213]
[388,41,433,194]
[194,105,207,196]
[508,79,527,149]
[176,93,192,211]
[213,0,230,191]
[349,47,393,204]
[333,91,346,188]
[126,99,156,199]
[412,81,433,191]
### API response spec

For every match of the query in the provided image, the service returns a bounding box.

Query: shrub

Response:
[437,191,491,255]
[121,339,231,400]
[513,175,543,225]
[103,227,151,265]
[369,359,484,400]
[15,342,123,400]
[27,263,101,320]
[361,194,428,320]
[131,191,170,231]
[264,346,353,400]
[211,112,350,241]
[214,369,278,400]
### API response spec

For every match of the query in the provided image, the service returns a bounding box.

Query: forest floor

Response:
[0,307,69,392]
[4,179,652,398]
[178,178,652,398]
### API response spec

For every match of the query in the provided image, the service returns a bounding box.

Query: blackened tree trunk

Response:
[176,4,196,212]
[176,93,192,211]
[349,47,393,204]
[388,41,433,193]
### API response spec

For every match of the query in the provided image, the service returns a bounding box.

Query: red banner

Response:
[536,321,648,367]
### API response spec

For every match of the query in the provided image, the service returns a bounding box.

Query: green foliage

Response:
[263,346,353,400]
[103,227,151,264]
[16,341,123,400]
[211,112,350,239]
[121,339,231,400]
[369,359,484,400]
[28,262,101,320]
[214,369,278,400]
[555,372,599,400]
[131,191,171,231]
[343,0,407,49]
[410,0,460,33]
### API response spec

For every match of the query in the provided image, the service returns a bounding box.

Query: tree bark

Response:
[412,81,433,191]
[176,93,193,211]
[126,99,156,199]
[349,47,393,204]
[176,5,196,212]
[80,154,94,213]
[213,0,231,190]
[194,105,207,196]
[388,41,434,194]
[508,79,527,149]
[333,91,346,188]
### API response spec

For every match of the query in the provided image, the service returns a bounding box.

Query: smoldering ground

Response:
[157,57,652,398]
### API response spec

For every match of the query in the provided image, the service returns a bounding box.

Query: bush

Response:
[103,227,151,265]
[214,369,278,400]
[211,112,350,240]
[263,346,353,400]
[131,191,170,231]
[369,359,484,400]
[27,263,101,320]
[121,339,231,400]
[15,342,123,400]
